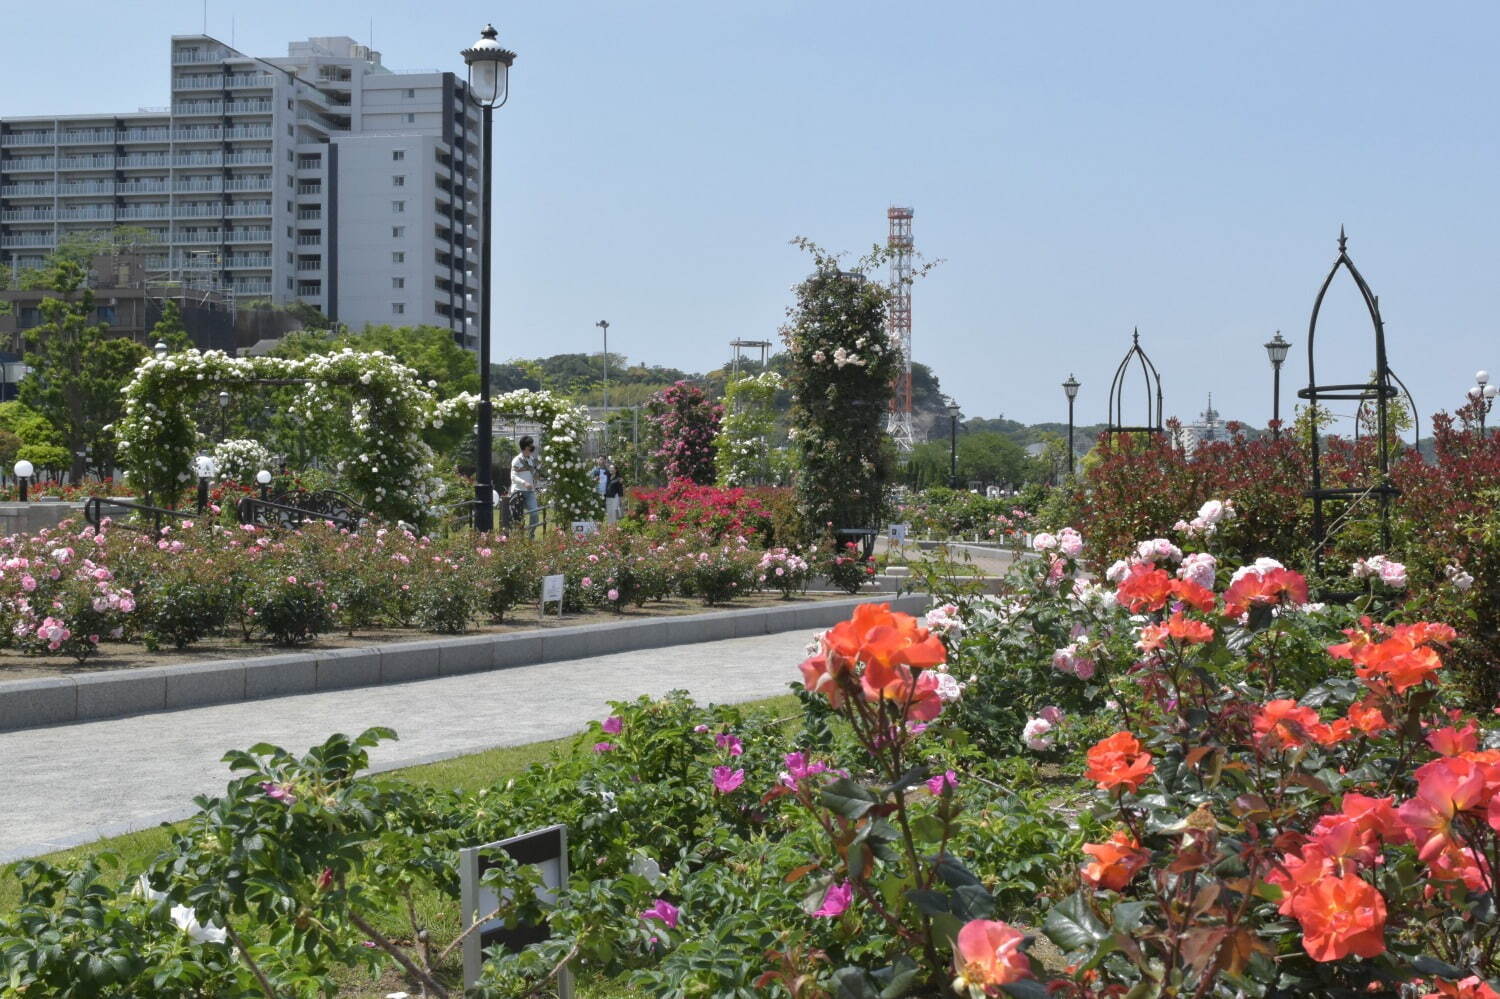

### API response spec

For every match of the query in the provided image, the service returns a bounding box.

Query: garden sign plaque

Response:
[458,824,572,994]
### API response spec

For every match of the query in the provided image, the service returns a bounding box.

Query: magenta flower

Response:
[712,766,745,793]
[715,732,744,757]
[813,881,853,917]
[640,898,680,928]
[601,715,623,735]
[925,770,958,796]
[260,781,296,805]
[593,742,615,753]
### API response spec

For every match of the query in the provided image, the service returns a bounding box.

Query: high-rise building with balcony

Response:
[0,34,481,349]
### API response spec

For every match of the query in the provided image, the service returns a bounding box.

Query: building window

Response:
[18,307,41,329]
[392,201,405,213]
[392,175,405,187]
[406,88,416,98]
[405,113,416,123]
[391,226,405,238]
[392,149,405,161]
[96,305,117,325]
[392,277,404,289]
[392,303,405,315]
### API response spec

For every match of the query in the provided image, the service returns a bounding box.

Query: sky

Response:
[3,1,1497,430]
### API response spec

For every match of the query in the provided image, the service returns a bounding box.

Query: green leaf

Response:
[1111,900,1148,933]
[1044,891,1108,953]
[878,956,920,998]
[906,889,951,917]
[834,967,880,999]
[952,884,995,921]
[1411,955,1466,979]
[1001,981,1054,999]
[821,778,876,820]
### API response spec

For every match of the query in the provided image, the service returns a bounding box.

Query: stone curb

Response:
[0,594,928,733]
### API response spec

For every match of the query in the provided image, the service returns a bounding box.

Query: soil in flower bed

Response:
[0,592,847,682]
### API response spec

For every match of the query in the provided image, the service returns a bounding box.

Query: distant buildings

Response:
[1177,396,1226,454]
[0,33,481,349]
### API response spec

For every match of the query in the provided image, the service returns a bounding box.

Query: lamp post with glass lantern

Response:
[946,399,961,489]
[1468,370,1497,436]
[460,24,517,533]
[14,459,32,502]
[154,341,168,360]
[217,389,230,442]
[256,468,272,501]
[1264,331,1290,440]
[1062,374,1080,480]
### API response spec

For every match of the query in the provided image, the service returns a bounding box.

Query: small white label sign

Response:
[571,520,599,537]
[887,523,909,544]
[540,574,565,604]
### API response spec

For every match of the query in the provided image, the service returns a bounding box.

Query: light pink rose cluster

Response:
[1352,554,1407,590]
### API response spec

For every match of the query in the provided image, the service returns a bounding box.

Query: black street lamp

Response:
[946,399,961,489]
[217,389,230,442]
[1062,374,1080,480]
[461,24,517,534]
[1264,331,1290,440]
[596,319,610,447]
[1468,370,1497,436]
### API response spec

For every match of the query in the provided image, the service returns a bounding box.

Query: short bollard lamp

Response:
[13,459,32,502]
[153,341,168,360]
[256,468,272,501]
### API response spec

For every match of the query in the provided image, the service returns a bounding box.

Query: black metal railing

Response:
[83,497,194,536]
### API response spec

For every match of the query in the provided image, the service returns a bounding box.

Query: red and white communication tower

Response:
[885,205,916,452]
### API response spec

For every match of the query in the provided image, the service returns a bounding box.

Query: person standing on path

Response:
[510,436,541,533]
[604,463,625,523]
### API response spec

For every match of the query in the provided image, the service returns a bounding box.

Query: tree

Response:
[149,299,193,352]
[715,372,781,486]
[18,261,147,479]
[957,431,1031,487]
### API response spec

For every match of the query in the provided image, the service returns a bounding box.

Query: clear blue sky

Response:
[4,1,1496,430]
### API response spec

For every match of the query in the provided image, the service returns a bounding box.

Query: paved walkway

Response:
[0,629,817,862]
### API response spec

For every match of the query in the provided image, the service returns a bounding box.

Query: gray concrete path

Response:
[0,629,817,862]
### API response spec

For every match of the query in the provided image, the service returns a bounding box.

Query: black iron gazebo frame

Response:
[1102,329,1165,438]
[1298,228,1402,563]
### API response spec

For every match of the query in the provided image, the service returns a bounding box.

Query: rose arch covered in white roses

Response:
[117,350,598,528]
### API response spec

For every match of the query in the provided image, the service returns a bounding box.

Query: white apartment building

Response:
[0,34,481,348]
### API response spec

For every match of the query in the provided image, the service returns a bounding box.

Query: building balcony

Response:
[172,48,230,65]
[173,128,222,142]
[224,126,273,140]
[224,229,271,243]
[226,100,274,115]
[295,184,321,196]
[120,128,173,143]
[225,255,272,269]
[295,234,321,246]
[223,177,272,192]
[296,282,322,297]
[116,205,172,219]
[58,207,116,221]
[116,181,168,194]
[0,235,56,249]
[296,209,322,221]
[173,102,223,116]
[57,181,115,195]
[57,130,116,145]
[172,204,222,219]
[171,230,221,244]
[224,152,273,166]
[224,203,272,218]
[1,133,56,147]
[0,209,54,222]
[55,156,113,171]
[295,260,322,273]
[173,180,222,193]
[1,158,55,172]
[119,155,172,168]
[233,281,274,295]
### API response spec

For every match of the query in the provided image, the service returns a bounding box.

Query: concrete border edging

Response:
[0,594,928,732]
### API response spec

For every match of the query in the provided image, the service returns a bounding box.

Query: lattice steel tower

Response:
[885,206,916,452]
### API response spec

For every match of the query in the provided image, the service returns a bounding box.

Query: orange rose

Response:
[1253,699,1325,750]
[1084,732,1154,794]
[1080,830,1150,891]
[1423,977,1500,999]
[1115,564,1173,613]
[1222,567,1308,617]
[1290,873,1386,962]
